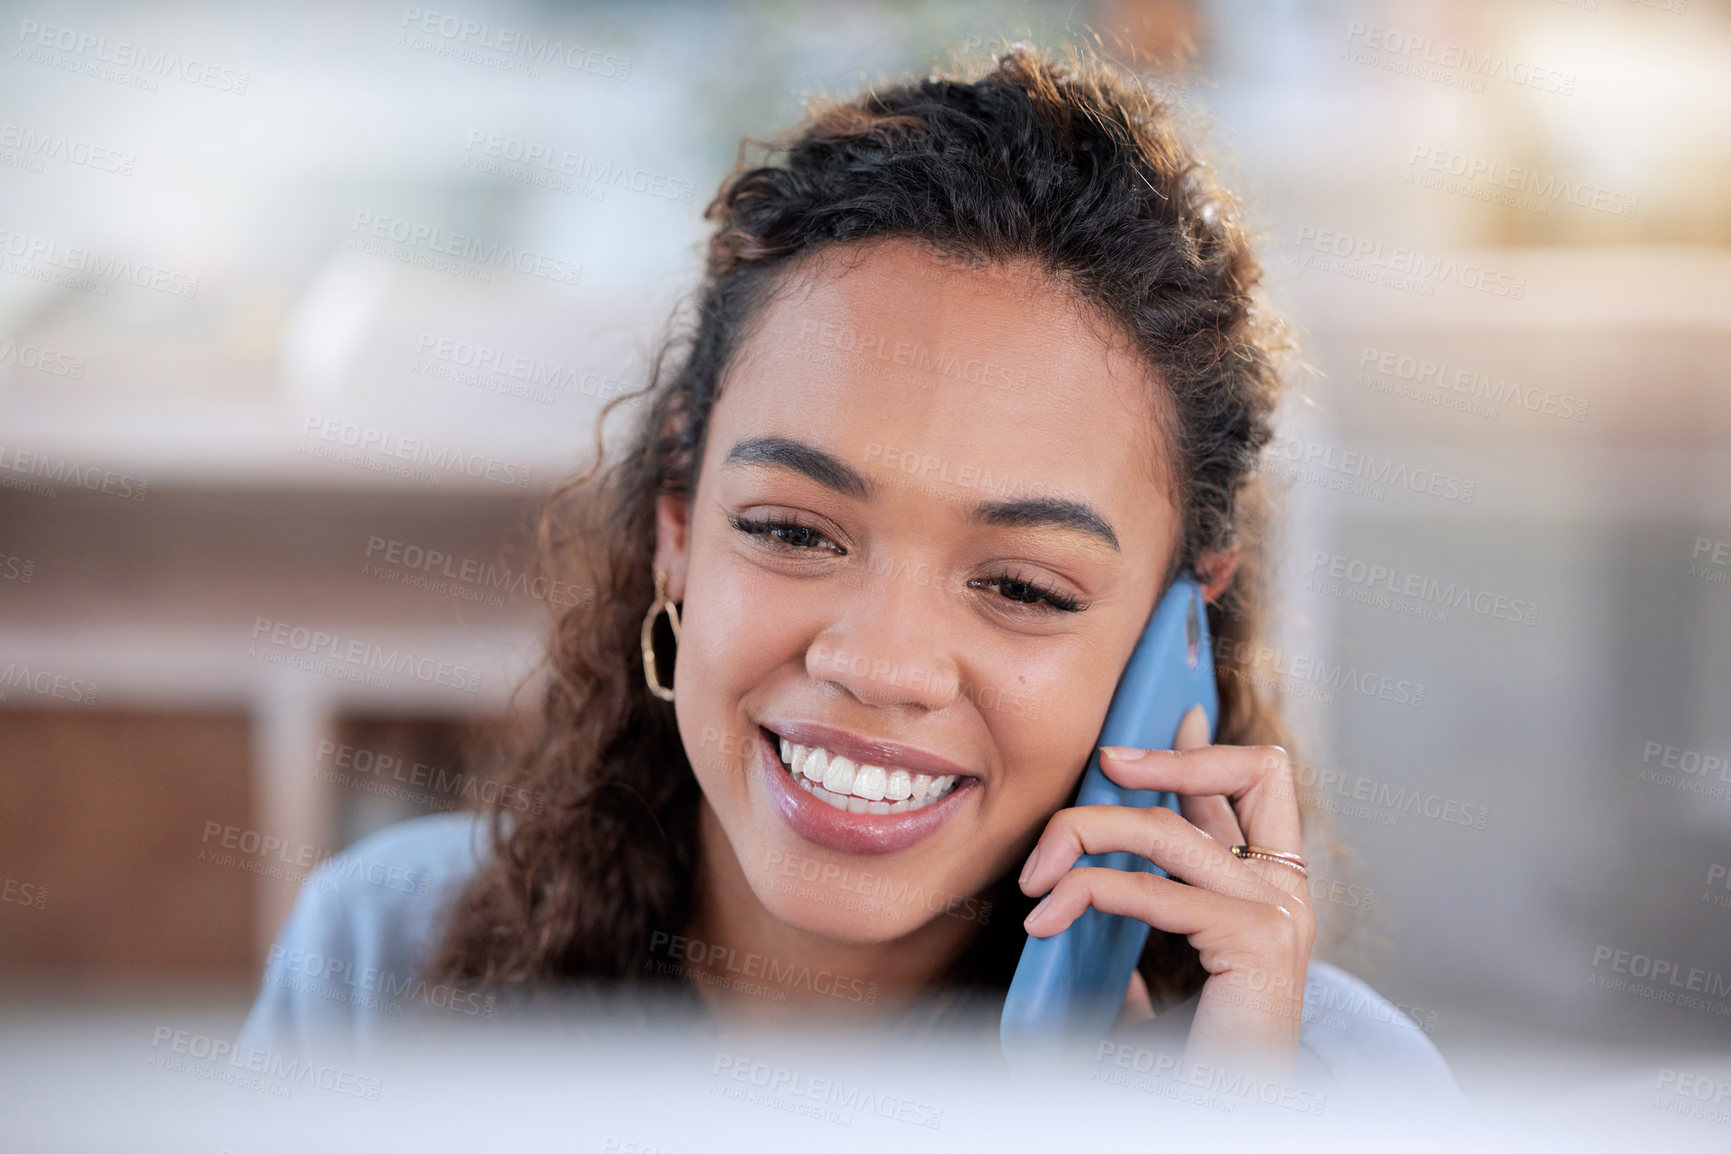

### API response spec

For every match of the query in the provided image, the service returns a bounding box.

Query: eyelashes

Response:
[981,568,1083,613]
[727,512,842,555]
[727,512,1088,615]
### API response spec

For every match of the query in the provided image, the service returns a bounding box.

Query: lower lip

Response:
[756,726,974,856]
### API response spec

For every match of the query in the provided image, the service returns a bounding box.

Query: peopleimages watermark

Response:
[198,820,434,896]
[0,552,33,583]
[246,615,485,694]
[265,944,496,1019]
[315,737,544,815]
[346,210,582,288]
[1636,739,1731,802]
[809,641,1042,721]
[0,335,85,378]
[298,414,534,488]
[397,7,630,80]
[1288,758,1489,832]
[601,1139,681,1154]
[1092,1041,1328,1116]
[2,876,48,910]
[15,18,251,95]
[863,441,1088,505]
[710,1052,943,1130]
[0,226,200,298]
[362,534,591,611]
[1306,549,1541,628]
[795,318,1029,393]
[1589,945,1731,1017]
[0,120,135,176]
[462,129,693,204]
[646,931,879,1005]
[147,1027,381,1101]
[1554,0,1691,14]
[759,845,994,925]
[1289,225,1526,300]
[0,443,147,501]
[1306,978,1444,1037]
[1213,635,1427,709]
[1305,872,1377,917]
[0,662,98,706]
[1341,21,1576,96]
[410,332,634,407]
[1353,344,1589,424]
[1261,434,1476,505]
[1704,862,1731,911]
[1406,145,1638,219]
[1653,1068,1731,1128]
[1689,537,1730,590]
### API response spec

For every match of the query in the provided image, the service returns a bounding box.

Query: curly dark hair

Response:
[428,43,1306,1013]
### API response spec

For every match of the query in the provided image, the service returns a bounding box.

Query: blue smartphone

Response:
[999,571,1218,1053]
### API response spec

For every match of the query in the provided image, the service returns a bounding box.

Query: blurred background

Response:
[2,0,1728,1118]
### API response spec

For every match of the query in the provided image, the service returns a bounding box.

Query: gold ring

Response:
[1230,844,1308,878]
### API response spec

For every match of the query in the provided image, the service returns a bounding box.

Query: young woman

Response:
[242,45,1453,1094]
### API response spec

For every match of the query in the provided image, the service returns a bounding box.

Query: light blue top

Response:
[239,811,1459,1100]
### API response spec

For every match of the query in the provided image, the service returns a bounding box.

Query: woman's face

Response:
[658,238,1180,946]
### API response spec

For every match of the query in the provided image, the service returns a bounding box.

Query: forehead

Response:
[711,239,1173,520]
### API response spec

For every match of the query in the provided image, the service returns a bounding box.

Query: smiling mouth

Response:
[763,727,964,815]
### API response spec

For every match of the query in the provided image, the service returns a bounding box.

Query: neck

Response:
[682,799,983,1024]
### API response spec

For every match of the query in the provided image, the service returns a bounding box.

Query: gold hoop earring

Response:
[640,569,681,702]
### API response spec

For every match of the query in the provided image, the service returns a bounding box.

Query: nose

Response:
[806,574,963,712]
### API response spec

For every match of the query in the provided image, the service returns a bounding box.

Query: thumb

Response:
[1117,967,1156,1028]
[1173,703,1211,752]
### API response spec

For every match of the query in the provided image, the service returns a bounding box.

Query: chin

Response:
[745,855,932,944]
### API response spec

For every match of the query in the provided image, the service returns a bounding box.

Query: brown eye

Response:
[728,513,844,554]
[970,570,1084,613]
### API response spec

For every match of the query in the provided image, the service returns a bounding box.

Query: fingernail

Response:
[1174,704,1210,748]
[1023,893,1052,929]
[1100,745,1148,761]
[1018,843,1042,885]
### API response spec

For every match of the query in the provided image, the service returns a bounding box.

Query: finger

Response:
[1118,969,1156,1028]
[1097,742,1300,854]
[1023,868,1314,1049]
[1172,701,1211,753]
[1179,792,1243,846]
[1019,804,1285,906]
[1170,705,1243,844]
[1022,865,1300,948]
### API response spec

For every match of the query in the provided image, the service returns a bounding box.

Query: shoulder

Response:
[1298,960,1459,1099]
[236,811,491,1056]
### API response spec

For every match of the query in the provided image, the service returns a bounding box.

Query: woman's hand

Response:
[1015,706,1315,1074]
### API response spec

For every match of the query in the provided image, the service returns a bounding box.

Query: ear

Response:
[653,492,693,602]
[1195,540,1240,604]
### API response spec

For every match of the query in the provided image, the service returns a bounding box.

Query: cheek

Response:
[982,651,1122,820]
[673,550,802,778]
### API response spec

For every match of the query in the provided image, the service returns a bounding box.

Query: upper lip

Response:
[761,720,978,780]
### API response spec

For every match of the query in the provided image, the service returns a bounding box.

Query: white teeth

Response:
[773,732,964,813]
[822,755,856,794]
[853,765,887,801]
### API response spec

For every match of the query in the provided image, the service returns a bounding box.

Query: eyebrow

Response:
[722,435,1121,551]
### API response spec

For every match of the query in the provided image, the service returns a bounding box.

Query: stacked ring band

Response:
[1229,844,1309,878]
